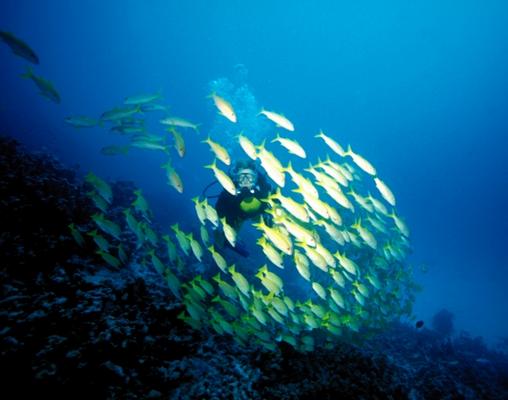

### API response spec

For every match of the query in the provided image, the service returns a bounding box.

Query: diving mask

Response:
[235,168,258,193]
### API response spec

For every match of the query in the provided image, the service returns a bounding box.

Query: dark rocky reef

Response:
[0,136,93,279]
[1,136,507,399]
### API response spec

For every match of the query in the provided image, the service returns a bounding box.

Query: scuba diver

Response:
[213,159,272,257]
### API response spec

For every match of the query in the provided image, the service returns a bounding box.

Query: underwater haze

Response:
[1,0,508,361]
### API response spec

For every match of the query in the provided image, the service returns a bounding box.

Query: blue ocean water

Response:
[1,0,507,345]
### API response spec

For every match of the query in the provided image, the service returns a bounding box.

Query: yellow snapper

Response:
[388,209,410,237]
[20,66,61,103]
[274,213,317,247]
[202,136,231,166]
[257,143,286,187]
[0,31,39,64]
[259,109,295,131]
[285,162,319,198]
[97,250,121,268]
[213,273,237,300]
[272,134,306,158]
[238,133,258,160]
[162,161,184,194]
[160,116,200,131]
[311,282,327,300]
[205,159,237,195]
[374,177,396,206]
[257,236,284,269]
[293,188,329,220]
[328,287,346,309]
[124,92,162,105]
[167,128,185,157]
[187,232,203,261]
[253,217,293,255]
[192,197,207,225]
[256,265,284,294]
[200,225,209,244]
[296,242,327,272]
[344,145,377,176]
[220,217,237,247]
[318,158,349,187]
[91,213,121,240]
[294,249,311,281]
[228,265,250,297]
[351,218,377,250]
[203,199,219,227]
[315,181,354,212]
[334,251,358,276]
[171,223,190,255]
[211,93,237,123]
[85,172,113,204]
[269,188,309,223]
[367,191,389,215]
[208,244,228,272]
[315,130,345,156]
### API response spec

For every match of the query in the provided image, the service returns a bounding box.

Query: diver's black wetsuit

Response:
[214,172,272,255]
[215,171,271,229]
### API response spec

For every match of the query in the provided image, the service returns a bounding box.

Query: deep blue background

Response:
[1,0,507,343]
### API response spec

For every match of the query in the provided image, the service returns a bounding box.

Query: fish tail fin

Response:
[256,139,266,151]
[271,132,282,143]
[253,216,266,229]
[284,161,293,173]
[204,158,217,170]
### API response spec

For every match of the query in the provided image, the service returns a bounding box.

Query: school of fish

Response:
[4,31,418,352]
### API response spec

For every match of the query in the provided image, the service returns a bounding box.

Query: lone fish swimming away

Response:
[259,109,295,132]
[0,31,39,64]
[124,92,163,105]
[160,116,200,132]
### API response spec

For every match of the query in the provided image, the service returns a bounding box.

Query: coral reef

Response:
[0,137,92,279]
[1,136,507,399]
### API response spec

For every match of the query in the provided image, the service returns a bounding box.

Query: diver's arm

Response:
[215,191,239,225]
[215,191,230,218]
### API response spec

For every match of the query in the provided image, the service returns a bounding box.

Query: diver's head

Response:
[231,160,259,194]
